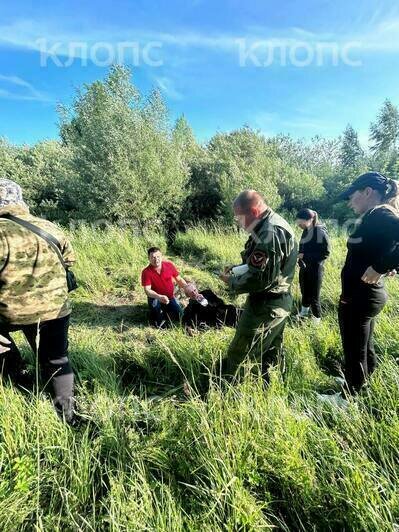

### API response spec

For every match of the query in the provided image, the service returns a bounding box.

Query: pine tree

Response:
[370,99,399,155]
[340,124,364,169]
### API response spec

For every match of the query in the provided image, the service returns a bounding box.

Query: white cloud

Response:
[254,109,335,138]
[0,75,51,102]
[154,76,183,100]
[1,14,399,63]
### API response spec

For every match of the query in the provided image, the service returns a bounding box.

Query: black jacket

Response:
[182,289,241,329]
[299,224,330,265]
[341,205,399,301]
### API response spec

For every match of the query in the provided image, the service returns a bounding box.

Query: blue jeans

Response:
[148,297,183,327]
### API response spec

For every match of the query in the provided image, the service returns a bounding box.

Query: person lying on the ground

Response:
[141,247,195,327]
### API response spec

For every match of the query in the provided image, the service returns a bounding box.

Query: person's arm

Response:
[143,285,169,304]
[370,208,399,274]
[0,233,12,351]
[175,275,188,290]
[302,227,330,261]
[175,274,197,298]
[226,230,282,295]
[0,238,10,352]
[141,268,169,303]
[0,230,7,274]
[321,229,331,260]
[61,237,76,269]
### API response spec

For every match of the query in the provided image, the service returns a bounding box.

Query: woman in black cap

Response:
[338,172,399,393]
[296,209,330,324]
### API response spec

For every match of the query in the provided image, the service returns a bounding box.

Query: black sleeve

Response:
[371,208,399,273]
[319,227,331,261]
[302,226,330,262]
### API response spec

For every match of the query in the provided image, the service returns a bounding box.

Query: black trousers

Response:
[338,294,386,393]
[0,315,74,407]
[299,262,324,318]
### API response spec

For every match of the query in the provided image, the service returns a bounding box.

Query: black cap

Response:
[296,208,315,220]
[338,172,389,201]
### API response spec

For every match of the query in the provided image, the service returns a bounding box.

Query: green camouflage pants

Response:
[223,292,292,378]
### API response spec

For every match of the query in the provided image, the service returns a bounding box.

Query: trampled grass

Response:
[0,224,398,531]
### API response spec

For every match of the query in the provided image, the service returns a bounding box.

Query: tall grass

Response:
[0,225,398,530]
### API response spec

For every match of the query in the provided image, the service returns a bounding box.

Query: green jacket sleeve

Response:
[228,230,280,294]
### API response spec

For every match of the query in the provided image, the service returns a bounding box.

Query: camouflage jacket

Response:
[229,208,298,296]
[0,204,75,325]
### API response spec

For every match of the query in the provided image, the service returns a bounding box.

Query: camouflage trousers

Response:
[222,291,292,378]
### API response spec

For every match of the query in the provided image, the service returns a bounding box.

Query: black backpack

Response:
[182,289,241,329]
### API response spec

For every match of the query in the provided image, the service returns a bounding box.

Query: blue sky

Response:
[1,0,399,146]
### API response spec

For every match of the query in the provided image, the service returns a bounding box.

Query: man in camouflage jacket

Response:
[0,179,76,422]
[220,190,297,378]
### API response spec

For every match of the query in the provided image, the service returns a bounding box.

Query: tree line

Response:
[1,65,398,232]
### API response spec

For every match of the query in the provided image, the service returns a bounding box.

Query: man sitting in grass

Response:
[141,247,193,327]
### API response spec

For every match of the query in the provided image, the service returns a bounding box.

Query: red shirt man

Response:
[141,259,180,300]
[141,247,192,326]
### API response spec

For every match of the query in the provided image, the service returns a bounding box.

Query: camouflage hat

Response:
[0,179,26,208]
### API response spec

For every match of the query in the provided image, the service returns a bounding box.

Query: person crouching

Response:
[141,247,193,327]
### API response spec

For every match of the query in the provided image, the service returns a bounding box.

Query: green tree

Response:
[59,65,189,231]
[172,115,202,165]
[0,138,27,186]
[340,124,364,170]
[370,100,399,155]
[204,127,282,222]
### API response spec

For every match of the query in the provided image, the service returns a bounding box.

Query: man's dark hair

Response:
[148,247,161,256]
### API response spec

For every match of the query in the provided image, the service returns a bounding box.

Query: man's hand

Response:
[362,266,383,284]
[159,295,170,305]
[387,269,397,277]
[0,334,11,354]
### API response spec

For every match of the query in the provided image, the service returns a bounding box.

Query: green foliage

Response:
[340,124,364,170]
[2,69,399,231]
[275,166,324,211]
[370,99,399,155]
[206,128,282,220]
[58,65,189,230]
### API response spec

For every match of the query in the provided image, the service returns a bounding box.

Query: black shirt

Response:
[299,224,330,265]
[341,205,399,301]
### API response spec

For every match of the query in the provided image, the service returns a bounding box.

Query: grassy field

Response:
[1,224,399,531]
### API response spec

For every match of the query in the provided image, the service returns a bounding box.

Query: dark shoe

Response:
[54,396,76,425]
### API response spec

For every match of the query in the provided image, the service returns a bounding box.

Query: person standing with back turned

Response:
[0,178,76,423]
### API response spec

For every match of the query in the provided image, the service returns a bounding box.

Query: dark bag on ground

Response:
[182,289,241,329]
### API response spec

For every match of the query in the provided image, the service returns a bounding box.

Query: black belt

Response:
[249,290,290,302]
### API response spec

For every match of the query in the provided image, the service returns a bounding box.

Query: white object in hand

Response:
[231,264,249,276]
[196,294,208,307]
